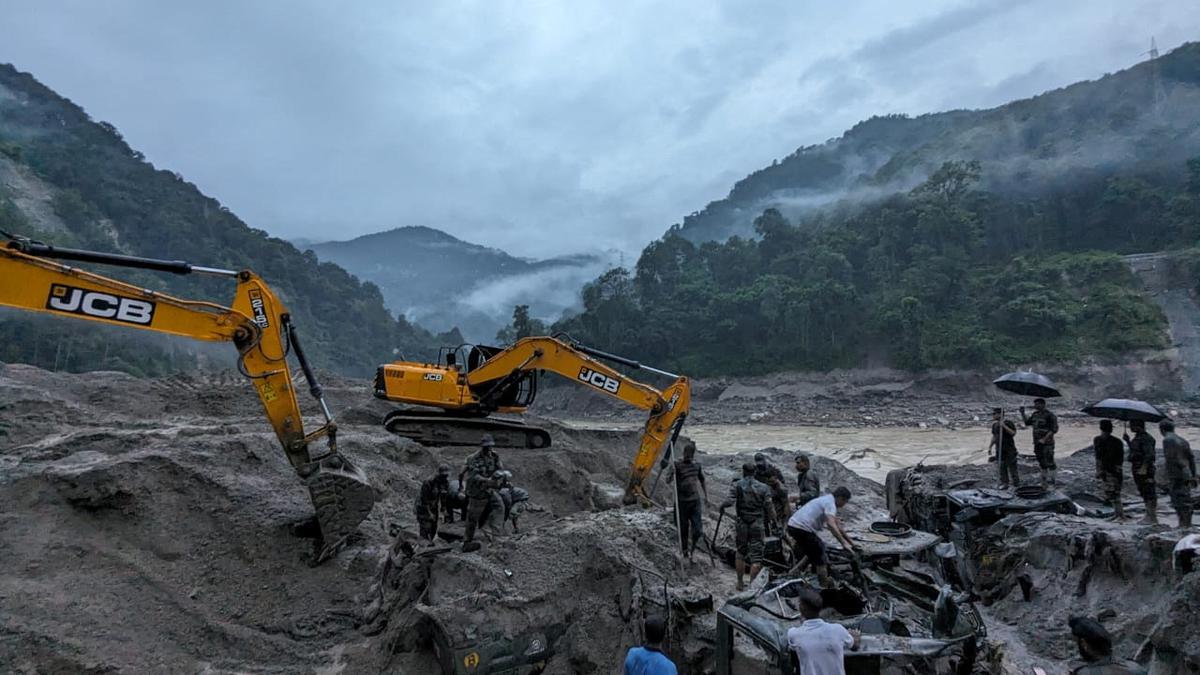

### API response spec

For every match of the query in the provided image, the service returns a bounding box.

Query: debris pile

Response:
[888,451,1200,672]
[2,362,1197,674]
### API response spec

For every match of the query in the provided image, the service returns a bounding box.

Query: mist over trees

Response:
[538,158,1200,375]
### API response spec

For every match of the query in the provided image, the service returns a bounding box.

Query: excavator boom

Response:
[0,236,375,561]
[376,335,690,503]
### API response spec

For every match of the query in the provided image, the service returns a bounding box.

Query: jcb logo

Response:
[423,373,444,382]
[667,390,681,411]
[46,284,155,325]
[248,290,269,328]
[578,367,620,394]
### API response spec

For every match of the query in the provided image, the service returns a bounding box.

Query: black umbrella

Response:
[993,372,1062,398]
[1081,398,1168,423]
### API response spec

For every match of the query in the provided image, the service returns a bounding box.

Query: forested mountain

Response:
[0,64,442,377]
[308,227,612,343]
[551,45,1200,375]
[679,43,1200,244]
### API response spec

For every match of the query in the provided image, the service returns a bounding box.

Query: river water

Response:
[557,419,1200,483]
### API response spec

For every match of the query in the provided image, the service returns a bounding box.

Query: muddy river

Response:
[557,419,1200,482]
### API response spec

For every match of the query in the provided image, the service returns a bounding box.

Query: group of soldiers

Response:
[667,442,851,591]
[990,400,1196,527]
[412,434,530,551]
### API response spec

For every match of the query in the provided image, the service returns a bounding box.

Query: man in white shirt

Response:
[787,588,858,675]
[786,486,857,588]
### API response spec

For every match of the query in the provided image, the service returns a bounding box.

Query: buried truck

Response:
[713,519,986,675]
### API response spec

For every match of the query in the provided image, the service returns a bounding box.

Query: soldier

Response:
[1068,616,1147,674]
[1021,398,1059,488]
[414,464,452,541]
[498,481,530,532]
[794,453,821,507]
[1160,420,1196,528]
[989,408,1020,489]
[720,463,776,591]
[462,434,506,551]
[1093,420,1125,519]
[754,452,789,533]
[1123,420,1158,525]
[666,441,707,559]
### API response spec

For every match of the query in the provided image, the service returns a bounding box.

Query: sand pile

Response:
[0,364,743,673]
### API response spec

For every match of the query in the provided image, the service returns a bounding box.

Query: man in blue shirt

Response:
[624,615,677,675]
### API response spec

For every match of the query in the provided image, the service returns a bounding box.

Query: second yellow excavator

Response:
[373,335,690,503]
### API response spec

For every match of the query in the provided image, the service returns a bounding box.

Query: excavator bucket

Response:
[305,455,376,562]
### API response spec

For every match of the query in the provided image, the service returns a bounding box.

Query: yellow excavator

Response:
[0,232,375,561]
[373,334,690,503]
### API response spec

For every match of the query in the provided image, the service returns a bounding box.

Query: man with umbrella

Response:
[995,372,1060,488]
[1084,399,1171,525]
[1021,398,1060,488]
[1093,420,1126,520]
[1124,420,1158,525]
[988,407,1020,489]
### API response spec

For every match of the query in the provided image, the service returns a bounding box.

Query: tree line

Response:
[495,158,1200,376]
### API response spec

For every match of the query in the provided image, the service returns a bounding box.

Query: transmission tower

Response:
[1144,37,1167,119]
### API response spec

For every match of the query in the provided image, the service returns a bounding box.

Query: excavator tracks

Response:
[383,409,552,449]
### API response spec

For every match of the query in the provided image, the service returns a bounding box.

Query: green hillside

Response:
[554,45,1200,375]
[678,43,1200,244]
[0,64,441,376]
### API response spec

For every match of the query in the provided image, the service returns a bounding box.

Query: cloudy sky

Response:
[2,1,1197,258]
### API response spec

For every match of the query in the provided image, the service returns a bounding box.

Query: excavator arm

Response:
[465,336,691,503]
[0,236,375,561]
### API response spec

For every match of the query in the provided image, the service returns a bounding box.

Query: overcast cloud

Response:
[2,1,1197,258]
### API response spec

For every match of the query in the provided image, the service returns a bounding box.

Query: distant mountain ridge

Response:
[554,43,1200,378]
[678,42,1200,243]
[307,226,615,343]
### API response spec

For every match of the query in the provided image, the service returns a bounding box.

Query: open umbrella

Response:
[1081,398,1168,423]
[993,372,1062,399]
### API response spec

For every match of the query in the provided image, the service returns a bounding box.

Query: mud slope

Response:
[0,364,676,673]
[0,364,402,672]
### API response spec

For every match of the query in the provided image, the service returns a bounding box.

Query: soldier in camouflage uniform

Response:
[1068,616,1147,674]
[1161,420,1196,528]
[989,408,1020,489]
[414,464,452,541]
[1093,420,1125,519]
[794,453,821,507]
[753,453,789,533]
[721,462,776,591]
[666,441,708,559]
[1123,420,1158,525]
[1021,398,1059,488]
[462,434,506,550]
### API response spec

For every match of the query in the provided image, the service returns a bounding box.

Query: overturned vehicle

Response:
[714,523,986,675]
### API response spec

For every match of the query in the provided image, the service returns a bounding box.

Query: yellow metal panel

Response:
[229,272,310,468]
[0,247,245,341]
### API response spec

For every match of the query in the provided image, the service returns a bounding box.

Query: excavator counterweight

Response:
[0,234,375,561]
[375,334,689,503]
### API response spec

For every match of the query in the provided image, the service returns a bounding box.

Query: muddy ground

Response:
[890,445,1200,673]
[0,363,896,674]
[1,362,1197,674]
